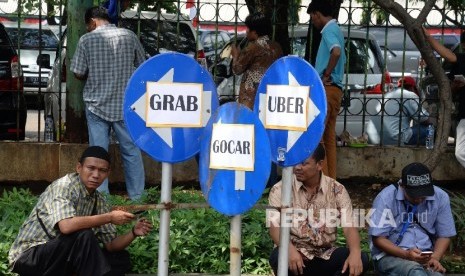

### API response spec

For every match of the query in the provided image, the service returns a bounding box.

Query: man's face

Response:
[76,157,110,192]
[293,156,322,183]
[309,11,323,30]
[402,187,427,205]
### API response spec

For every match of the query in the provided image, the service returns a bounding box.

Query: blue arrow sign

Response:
[124,53,219,163]
[254,56,327,167]
[199,102,271,216]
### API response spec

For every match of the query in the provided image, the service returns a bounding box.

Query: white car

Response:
[3,22,59,109]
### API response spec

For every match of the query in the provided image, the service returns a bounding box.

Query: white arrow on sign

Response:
[130,68,213,148]
[258,71,320,152]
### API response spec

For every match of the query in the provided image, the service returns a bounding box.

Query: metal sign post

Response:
[253,56,327,276]
[123,53,219,276]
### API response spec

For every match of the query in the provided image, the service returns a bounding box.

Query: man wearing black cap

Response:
[369,162,456,275]
[8,146,153,276]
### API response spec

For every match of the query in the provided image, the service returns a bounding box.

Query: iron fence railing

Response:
[0,0,461,147]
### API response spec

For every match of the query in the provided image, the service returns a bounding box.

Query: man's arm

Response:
[269,224,305,275]
[424,28,457,63]
[426,237,450,273]
[322,46,341,85]
[57,210,135,234]
[372,236,430,264]
[104,218,154,252]
[341,227,363,275]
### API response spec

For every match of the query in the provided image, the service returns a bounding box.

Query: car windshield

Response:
[366,27,418,51]
[120,18,196,56]
[6,27,58,49]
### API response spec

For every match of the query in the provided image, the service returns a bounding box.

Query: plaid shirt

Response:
[71,24,146,121]
[8,173,116,266]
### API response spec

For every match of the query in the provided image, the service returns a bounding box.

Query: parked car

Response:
[359,26,421,84]
[210,26,388,140]
[0,22,26,140]
[198,29,232,67]
[3,22,59,109]
[45,11,204,140]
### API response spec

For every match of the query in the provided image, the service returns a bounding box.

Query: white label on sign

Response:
[145,82,203,127]
[265,85,309,131]
[210,124,255,171]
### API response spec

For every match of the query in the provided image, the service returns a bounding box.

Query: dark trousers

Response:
[269,247,369,276]
[12,229,130,276]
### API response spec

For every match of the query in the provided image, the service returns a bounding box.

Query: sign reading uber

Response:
[145,82,203,127]
[209,123,254,171]
[265,85,309,131]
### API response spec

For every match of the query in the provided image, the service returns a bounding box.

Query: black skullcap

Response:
[79,146,111,164]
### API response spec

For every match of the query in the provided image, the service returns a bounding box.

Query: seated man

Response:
[267,143,368,276]
[377,78,434,145]
[369,162,456,275]
[8,146,153,276]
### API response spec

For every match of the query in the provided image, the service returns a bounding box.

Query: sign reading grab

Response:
[210,124,254,171]
[145,82,203,127]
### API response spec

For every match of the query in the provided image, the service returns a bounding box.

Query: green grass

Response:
[1,186,464,274]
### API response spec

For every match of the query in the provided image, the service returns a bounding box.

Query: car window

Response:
[6,27,58,50]
[120,18,196,56]
[367,28,417,51]
[346,38,382,74]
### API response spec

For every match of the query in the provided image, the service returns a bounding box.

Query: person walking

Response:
[71,6,146,200]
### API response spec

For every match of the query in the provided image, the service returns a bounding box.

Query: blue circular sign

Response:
[199,102,271,216]
[124,53,219,163]
[253,56,327,167]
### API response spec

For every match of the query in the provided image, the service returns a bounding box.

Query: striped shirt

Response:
[71,24,146,121]
[8,173,116,266]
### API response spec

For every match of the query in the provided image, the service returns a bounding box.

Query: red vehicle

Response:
[0,22,26,140]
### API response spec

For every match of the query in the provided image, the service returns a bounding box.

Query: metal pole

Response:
[158,162,173,276]
[277,166,294,276]
[230,215,242,276]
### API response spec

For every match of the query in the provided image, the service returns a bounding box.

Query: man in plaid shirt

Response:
[71,6,146,201]
[8,146,153,275]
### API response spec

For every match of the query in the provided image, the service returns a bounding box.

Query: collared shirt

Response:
[8,173,116,266]
[267,174,355,260]
[377,88,430,144]
[369,184,456,260]
[71,24,146,121]
[232,35,282,109]
[315,19,346,88]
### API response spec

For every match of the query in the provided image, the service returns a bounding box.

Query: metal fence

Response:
[0,0,462,147]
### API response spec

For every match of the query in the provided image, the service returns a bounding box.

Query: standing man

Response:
[267,144,368,276]
[307,0,346,178]
[8,146,153,276]
[369,162,456,275]
[71,6,146,200]
[425,29,465,168]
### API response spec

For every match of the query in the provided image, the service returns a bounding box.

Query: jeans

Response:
[321,85,342,178]
[405,124,429,146]
[86,109,145,200]
[455,119,465,168]
[374,255,444,276]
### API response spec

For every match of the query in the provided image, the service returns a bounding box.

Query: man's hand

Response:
[405,248,431,264]
[342,251,363,276]
[109,210,135,225]
[427,257,446,273]
[132,218,154,237]
[288,246,305,275]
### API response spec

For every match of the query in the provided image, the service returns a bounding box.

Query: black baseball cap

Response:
[401,162,434,198]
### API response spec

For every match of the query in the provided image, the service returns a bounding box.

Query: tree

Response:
[362,0,462,170]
